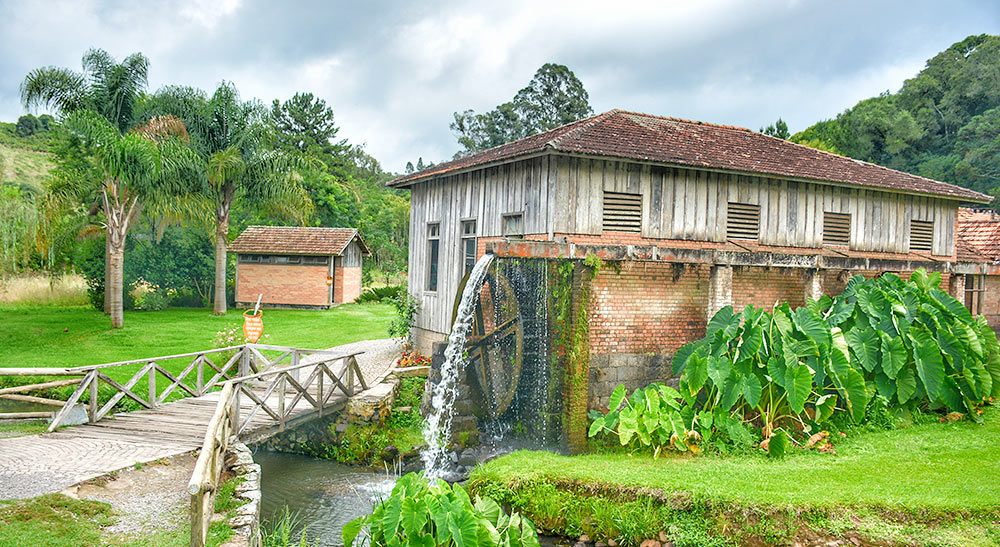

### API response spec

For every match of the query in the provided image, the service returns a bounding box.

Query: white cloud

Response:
[0,0,996,172]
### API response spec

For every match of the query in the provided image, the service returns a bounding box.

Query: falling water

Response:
[421,254,495,478]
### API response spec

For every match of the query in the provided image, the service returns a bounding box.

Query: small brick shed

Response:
[230,226,371,309]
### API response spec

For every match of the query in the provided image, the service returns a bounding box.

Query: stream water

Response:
[256,450,395,546]
[256,450,574,547]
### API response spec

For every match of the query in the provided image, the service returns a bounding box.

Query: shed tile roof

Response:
[229,226,371,256]
[390,110,991,203]
[957,208,1000,261]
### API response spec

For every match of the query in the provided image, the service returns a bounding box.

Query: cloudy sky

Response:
[1,0,998,172]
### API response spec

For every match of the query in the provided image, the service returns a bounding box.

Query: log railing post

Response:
[196,356,204,395]
[88,371,98,423]
[277,374,286,430]
[317,365,324,418]
[148,363,157,407]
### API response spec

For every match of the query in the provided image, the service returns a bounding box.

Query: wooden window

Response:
[602,191,642,233]
[303,255,329,265]
[238,254,265,264]
[965,274,985,315]
[461,219,477,276]
[909,219,934,252]
[823,212,851,246]
[726,202,760,240]
[502,213,524,238]
[273,255,301,265]
[426,223,440,292]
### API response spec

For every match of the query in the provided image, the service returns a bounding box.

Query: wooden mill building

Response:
[230,226,370,309]
[389,109,993,409]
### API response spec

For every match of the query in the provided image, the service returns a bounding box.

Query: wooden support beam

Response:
[0,378,83,395]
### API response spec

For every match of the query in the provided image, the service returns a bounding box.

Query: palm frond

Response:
[20,67,87,113]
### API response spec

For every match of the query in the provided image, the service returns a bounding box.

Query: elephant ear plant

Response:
[344,472,540,547]
[589,269,1000,457]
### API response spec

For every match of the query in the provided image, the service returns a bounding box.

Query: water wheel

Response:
[451,264,524,420]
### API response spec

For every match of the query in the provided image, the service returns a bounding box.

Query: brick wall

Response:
[336,265,362,303]
[237,263,330,307]
[590,261,710,355]
[732,266,808,311]
[981,275,1000,330]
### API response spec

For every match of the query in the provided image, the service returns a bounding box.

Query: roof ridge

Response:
[547,110,622,148]
[613,109,752,132]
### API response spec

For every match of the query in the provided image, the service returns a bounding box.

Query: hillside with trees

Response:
[791,34,1000,203]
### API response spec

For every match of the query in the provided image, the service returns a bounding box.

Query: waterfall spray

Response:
[421,254,495,479]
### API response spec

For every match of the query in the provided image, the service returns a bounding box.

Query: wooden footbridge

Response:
[0,344,373,505]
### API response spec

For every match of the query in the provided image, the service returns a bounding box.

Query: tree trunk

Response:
[108,243,124,328]
[213,214,229,315]
[103,234,111,314]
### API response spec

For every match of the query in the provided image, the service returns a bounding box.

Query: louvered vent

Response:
[726,202,760,240]
[823,212,851,246]
[603,191,642,233]
[910,219,934,252]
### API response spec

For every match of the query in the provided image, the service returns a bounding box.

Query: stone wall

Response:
[225,440,262,547]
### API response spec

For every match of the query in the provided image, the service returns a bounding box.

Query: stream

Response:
[255,450,395,546]
[256,450,574,547]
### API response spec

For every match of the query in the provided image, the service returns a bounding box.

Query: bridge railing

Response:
[0,344,348,431]
[187,349,367,547]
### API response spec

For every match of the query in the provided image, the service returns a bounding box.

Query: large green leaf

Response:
[879,332,907,379]
[707,355,732,390]
[929,288,974,323]
[794,307,832,346]
[343,516,365,547]
[401,497,428,538]
[609,384,627,412]
[784,363,813,414]
[874,371,897,401]
[814,394,837,422]
[588,416,605,437]
[740,373,762,408]
[831,366,868,422]
[939,377,965,412]
[684,354,708,396]
[909,327,946,401]
[896,365,917,404]
[707,305,738,337]
[937,327,966,372]
[767,429,788,459]
[737,324,763,361]
[382,492,403,538]
[847,327,880,372]
[954,322,984,360]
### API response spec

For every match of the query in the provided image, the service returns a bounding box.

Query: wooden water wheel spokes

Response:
[452,265,523,420]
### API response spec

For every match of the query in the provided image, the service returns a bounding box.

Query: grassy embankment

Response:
[470,406,1000,547]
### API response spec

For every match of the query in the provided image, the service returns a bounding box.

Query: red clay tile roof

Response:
[390,110,992,203]
[229,226,371,256]
[957,208,1000,261]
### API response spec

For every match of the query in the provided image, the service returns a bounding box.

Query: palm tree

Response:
[21,48,151,312]
[63,110,199,327]
[144,82,310,315]
[21,48,149,134]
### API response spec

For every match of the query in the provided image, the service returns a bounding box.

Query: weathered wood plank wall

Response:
[409,153,959,335]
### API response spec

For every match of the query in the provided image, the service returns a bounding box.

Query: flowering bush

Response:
[211,323,270,348]
[396,350,431,368]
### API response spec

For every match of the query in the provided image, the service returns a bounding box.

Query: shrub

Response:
[388,290,421,341]
[343,472,540,547]
[356,285,404,304]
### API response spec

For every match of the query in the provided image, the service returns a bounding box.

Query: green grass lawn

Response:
[471,408,1000,545]
[475,407,1000,510]
[0,303,393,367]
